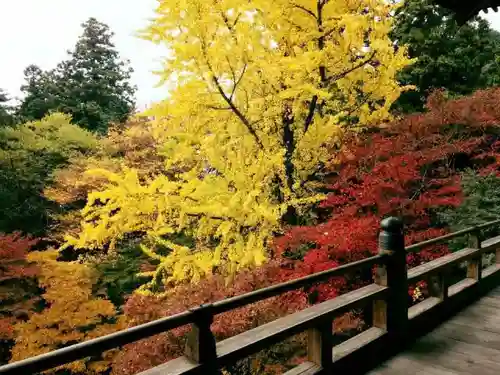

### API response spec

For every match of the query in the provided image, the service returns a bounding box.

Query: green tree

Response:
[17,18,136,133]
[0,113,98,235]
[17,65,59,122]
[391,0,500,112]
[55,18,136,133]
[438,169,500,253]
[0,89,15,126]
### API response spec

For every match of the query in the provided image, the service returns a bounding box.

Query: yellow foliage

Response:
[63,0,414,291]
[44,119,168,240]
[0,112,98,158]
[10,250,126,374]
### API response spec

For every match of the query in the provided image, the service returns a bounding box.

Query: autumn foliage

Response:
[58,0,413,294]
[3,0,500,372]
[10,250,127,373]
[104,87,500,374]
[277,88,500,274]
[111,260,365,375]
[0,233,38,342]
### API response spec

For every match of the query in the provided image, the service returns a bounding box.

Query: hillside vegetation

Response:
[2,0,500,374]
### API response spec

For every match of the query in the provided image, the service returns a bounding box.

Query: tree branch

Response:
[211,74,263,149]
[304,96,318,132]
[230,63,247,101]
[200,40,264,149]
[291,3,317,19]
[303,0,326,133]
[330,51,377,82]
[207,105,232,111]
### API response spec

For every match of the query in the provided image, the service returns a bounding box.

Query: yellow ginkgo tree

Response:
[62,0,414,293]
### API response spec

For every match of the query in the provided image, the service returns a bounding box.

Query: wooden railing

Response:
[2,217,500,375]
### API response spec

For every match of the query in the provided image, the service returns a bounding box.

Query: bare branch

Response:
[207,105,232,111]
[304,0,326,133]
[199,40,264,149]
[331,51,377,82]
[230,64,247,101]
[226,56,238,86]
[304,96,318,132]
[212,74,264,148]
[291,3,317,19]
[232,12,241,29]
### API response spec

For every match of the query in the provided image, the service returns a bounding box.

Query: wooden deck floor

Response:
[368,286,500,375]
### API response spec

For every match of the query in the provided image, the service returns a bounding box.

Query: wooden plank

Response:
[137,356,200,375]
[368,356,462,375]
[372,299,387,329]
[483,285,500,297]
[481,235,500,251]
[408,247,480,283]
[483,264,500,278]
[216,284,387,365]
[448,278,476,297]
[434,322,500,351]
[473,295,500,309]
[401,336,500,375]
[475,295,500,310]
[428,273,448,300]
[408,297,441,320]
[453,302,500,320]
[446,313,500,334]
[332,327,386,361]
[212,255,383,315]
[283,361,321,375]
[420,329,500,361]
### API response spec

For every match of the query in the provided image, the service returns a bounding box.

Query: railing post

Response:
[428,273,448,301]
[374,217,408,339]
[467,229,482,281]
[307,317,333,371]
[184,303,219,374]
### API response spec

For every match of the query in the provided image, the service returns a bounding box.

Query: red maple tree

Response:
[112,88,500,374]
[0,233,39,364]
[276,88,500,302]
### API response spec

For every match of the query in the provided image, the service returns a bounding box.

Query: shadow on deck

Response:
[369,286,500,375]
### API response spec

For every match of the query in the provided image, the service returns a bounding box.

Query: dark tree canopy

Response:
[391,0,500,113]
[18,65,59,122]
[434,0,500,24]
[0,89,15,126]
[18,18,136,133]
[55,18,136,133]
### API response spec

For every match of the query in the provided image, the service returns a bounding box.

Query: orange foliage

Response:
[10,250,126,374]
[112,261,363,375]
[0,233,39,342]
[44,119,167,242]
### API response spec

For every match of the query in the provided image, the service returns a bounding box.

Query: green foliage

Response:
[18,18,136,133]
[0,113,98,235]
[438,169,500,252]
[17,65,59,122]
[391,0,500,112]
[91,243,153,306]
[0,89,15,127]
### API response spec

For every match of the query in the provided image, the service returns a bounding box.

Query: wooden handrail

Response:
[2,218,500,375]
[405,218,500,253]
[212,254,383,315]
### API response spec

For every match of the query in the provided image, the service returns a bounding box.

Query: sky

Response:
[1,2,500,109]
[0,0,168,109]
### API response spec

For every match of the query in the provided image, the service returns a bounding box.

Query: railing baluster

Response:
[184,303,219,374]
[467,229,482,281]
[376,217,408,339]
[428,272,448,301]
[307,317,333,371]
